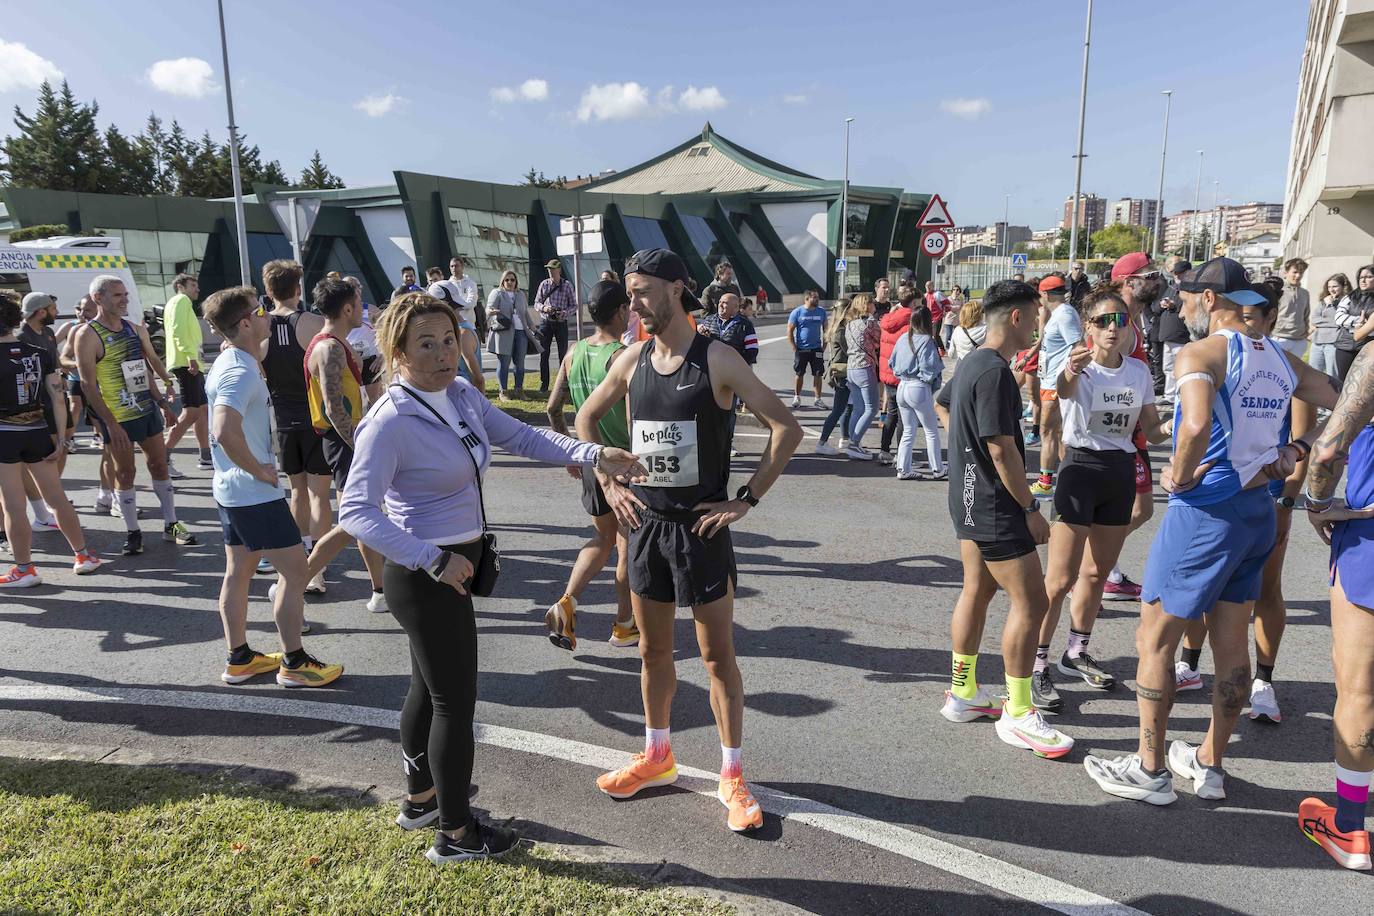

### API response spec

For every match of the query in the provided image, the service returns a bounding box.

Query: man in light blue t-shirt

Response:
[1032,275,1083,496]
[203,286,341,690]
[788,289,828,408]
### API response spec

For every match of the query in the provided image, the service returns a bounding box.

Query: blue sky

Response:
[0,0,1307,228]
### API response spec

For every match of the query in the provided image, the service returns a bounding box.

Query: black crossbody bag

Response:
[396,384,501,596]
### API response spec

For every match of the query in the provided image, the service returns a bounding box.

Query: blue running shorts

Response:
[1330,517,1374,610]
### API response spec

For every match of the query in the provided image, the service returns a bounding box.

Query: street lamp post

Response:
[838,117,854,297]
[1067,0,1094,273]
[1152,90,1172,260]
[1002,193,1010,277]
[1188,149,1204,263]
[217,0,251,286]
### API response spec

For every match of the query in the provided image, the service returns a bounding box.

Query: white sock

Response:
[116,489,139,532]
[721,745,742,778]
[1108,565,1124,584]
[644,727,671,761]
[152,478,177,524]
[98,488,112,503]
[29,498,54,524]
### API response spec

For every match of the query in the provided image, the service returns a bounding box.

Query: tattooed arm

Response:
[312,339,356,447]
[1306,343,1374,503]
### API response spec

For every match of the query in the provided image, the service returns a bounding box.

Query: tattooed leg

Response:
[1198,601,1254,768]
[1135,600,1187,770]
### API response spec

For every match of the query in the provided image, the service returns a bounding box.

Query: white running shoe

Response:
[1248,678,1281,723]
[994,703,1074,758]
[814,442,842,456]
[1167,740,1226,799]
[844,445,873,460]
[305,572,327,595]
[1174,661,1203,691]
[166,461,186,480]
[789,396,801,408]
[72,551,102,575]
[31,518,60,532]
[939,686,1002,723]
[366,590,388,613]
[92,497,112,515]
[1084,753,1177,805]
[838,438,850,451]
[813,398,826,409]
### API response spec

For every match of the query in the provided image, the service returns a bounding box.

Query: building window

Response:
[96,227,211,306]
[449,207,532,301]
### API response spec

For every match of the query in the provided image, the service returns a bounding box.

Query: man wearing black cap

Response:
[575,248,801,834]
[1086,257,1339,807]
[1151,259,1193,406]
[544,280,638,652]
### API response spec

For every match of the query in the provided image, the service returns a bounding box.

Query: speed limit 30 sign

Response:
[920,229,949,258]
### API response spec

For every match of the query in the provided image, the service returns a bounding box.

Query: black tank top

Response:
[627,333,732,514]
[263,312,310,431]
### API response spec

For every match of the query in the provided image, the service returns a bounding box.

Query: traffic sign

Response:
[1011,252,1028,268]
[835,257,848,272]
[916,194,954,229]
[556,231,603,256]
[559,214,602,235]
[920,229,949,258]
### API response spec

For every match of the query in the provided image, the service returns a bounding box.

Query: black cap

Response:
[1176,257,1265,306]
[624,248,702,312]
[1170,259,1193,274]
[588,279,629,313]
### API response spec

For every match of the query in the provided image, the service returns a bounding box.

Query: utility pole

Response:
[1152,90,1172,260]
[1067,0,1094,272]
[1003,194,1010,277]
[838,117,854,297]
[1188,149,1204,263]
[217,0,251,286]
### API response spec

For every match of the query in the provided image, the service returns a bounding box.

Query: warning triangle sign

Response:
[916,194,954,229]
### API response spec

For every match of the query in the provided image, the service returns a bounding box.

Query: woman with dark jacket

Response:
[814,298,853,456]
[1333,264,1374,383]
[340,292,642,864]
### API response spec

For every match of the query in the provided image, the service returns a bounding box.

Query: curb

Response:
[0,739,806,916]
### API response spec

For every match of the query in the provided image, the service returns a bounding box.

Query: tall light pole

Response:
[1002,193,1010,275]
[217,0,251,286]
[1152,89,1172,260]
[1211,179,1221,255]
[1067,0,1094,272]
[1188,149,1204,263]
[838,117,854,296]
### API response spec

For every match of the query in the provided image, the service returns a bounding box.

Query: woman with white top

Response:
[1030,288,1171,714]
[949,299,986,364]
[485,270,539,400]
[340,291,643,864]
[887,306,946,480]
[842,293,881,459]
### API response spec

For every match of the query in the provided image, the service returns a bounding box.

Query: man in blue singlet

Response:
[1086,258,1338,806]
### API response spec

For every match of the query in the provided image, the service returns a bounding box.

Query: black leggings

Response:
[385,538,485,831]
[1336,346,1363,385]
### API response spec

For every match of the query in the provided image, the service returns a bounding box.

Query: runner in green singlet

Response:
[544,280,637,650]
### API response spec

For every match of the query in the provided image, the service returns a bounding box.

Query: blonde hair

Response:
[500,269,519,286]
[824,297,852,346]
[376,292,461,377]
[845,293,874,322]
[959,299,984,329]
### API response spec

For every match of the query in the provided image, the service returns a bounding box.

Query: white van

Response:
[0,236,143,323]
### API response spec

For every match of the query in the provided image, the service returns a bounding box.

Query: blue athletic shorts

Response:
[1141,486,1277,620]
[217,498,302,552]
[1331,517,1374,610]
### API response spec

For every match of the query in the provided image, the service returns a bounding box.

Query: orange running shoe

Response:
[1299,797,1372,870]
[546,595,577,651]
[596,751,677,799]
[718,776,763,832]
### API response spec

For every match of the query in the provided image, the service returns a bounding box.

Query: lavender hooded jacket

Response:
[340,378,600,571]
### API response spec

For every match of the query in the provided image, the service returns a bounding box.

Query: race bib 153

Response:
[632,419,699,488]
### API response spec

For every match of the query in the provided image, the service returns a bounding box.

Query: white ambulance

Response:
[0,236,143,322]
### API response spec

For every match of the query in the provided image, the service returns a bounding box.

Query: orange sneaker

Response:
[596,751,677,799]
[1299,797,1372,870]
[546,595,577,651]
[718,776,763,832]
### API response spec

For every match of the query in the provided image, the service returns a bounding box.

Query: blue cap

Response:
[1176,257,1266,306]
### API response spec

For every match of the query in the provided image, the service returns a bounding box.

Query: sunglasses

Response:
[1130,270,1163,282]
[252,304,266,317]
[1088,312,1129,329]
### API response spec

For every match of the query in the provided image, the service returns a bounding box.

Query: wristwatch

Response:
[1024,498,1041,514]
[426,550,453,582]
[735,484,760,507]
[1276,496,1297,510]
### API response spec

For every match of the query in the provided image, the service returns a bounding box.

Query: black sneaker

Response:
[121,530,143,556]
[424,819,521,864]
[396,797,440,831]
[1031,669,1063,714]
[1058,652,1117,690]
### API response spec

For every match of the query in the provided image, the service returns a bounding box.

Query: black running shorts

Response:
[218,498,302,552]
[581,470,612,518]
[276,429,331,477]
[629,510,737,606]
[173,367,207,409]
[1054,446,1135,527]
[0,428,56,464]
[793,350,824,378]
[321,430,355,492]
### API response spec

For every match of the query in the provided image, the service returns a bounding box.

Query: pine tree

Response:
[103,125,157,195]
[297,150,344,189]
[0,80,108,191]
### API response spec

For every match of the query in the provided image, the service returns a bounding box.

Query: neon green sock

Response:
[950,652,978,700]
[1006,675,1033,717]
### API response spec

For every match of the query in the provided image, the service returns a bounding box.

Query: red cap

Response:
[1110,251,1151,280]
[1038,276,1066,293]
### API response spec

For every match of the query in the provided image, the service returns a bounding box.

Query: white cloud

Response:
[491,78,549,104]
[939,97,991,120]
[783,93,808,106]
[0,39,62,93]
[573,82,727,122]
[576,82,654,122]
[146,57,217,98]
[355,92,407,117]
[679,85,726,112]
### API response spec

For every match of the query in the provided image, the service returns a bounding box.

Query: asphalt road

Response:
[0,313,1364,914]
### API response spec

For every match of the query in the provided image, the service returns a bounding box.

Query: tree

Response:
[103,125,157,196]
[297,150,344,189]
[1173,225,1214,259]
[1,80,108,191]
[1088,223,1151,260]
[520,167,563,189]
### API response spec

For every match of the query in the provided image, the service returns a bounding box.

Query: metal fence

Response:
[942,257,1111,295]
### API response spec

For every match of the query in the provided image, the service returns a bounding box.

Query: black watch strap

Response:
[736,484,759,507]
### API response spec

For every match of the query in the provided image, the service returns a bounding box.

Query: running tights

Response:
[385,539,485,831]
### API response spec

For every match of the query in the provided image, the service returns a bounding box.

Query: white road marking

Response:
[757,334,791,346]
[1,683,1144,915]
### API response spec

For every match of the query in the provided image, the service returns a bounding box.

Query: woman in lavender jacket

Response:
[340,292,643,865]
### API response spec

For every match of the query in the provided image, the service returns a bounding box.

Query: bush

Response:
[8,224,105,243]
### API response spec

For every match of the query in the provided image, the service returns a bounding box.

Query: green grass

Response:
[0,757,732,916]
[483,378,564,426]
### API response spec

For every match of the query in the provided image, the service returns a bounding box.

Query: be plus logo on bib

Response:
[633,419,699,487]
